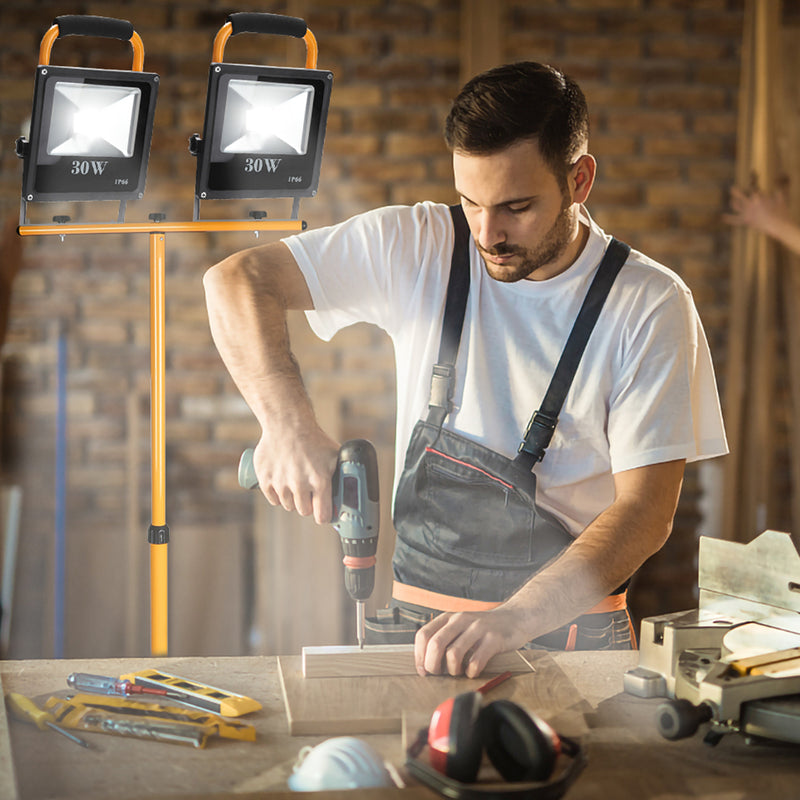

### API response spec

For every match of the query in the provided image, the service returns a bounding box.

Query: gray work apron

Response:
[366,206,632,648]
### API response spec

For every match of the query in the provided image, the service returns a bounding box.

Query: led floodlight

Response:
[219,79,313,155]
[47,82,141,157]
[17,16,158,209]
[191,13,332,216]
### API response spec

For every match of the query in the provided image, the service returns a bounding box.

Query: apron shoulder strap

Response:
[426,204,471,427]
[515,237,631,469]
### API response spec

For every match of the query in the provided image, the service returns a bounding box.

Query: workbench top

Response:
[1,652,797,799]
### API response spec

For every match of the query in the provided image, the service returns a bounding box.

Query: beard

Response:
[478,203,576,283]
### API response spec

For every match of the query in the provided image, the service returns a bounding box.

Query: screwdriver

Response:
[6,692,90,748]
[67,672,177,700]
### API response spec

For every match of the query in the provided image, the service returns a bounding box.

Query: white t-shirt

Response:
[284,201,728,535]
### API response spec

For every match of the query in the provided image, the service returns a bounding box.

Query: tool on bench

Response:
[406,669,586,796]
[625,529,800,746]
[48,693,256,742]
[68,672,180,699]
[239,438,380,649]
[46,695,209,748]
[5,692,90,748]
[117,668,262,717]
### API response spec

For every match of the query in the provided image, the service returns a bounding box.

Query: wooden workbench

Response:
[1,652,798,799]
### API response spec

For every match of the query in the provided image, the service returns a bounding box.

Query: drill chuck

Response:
[343,560,376,601]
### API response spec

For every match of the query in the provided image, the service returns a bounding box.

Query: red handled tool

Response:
[67,672,178,699]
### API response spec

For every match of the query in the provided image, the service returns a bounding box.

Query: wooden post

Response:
[124,392,143,655]
[777,19,800,548]
[721,0,783,542]
[460,0,504,85]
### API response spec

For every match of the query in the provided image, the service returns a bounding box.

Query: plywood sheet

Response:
[278,650,592,737]
[301,644,532,678]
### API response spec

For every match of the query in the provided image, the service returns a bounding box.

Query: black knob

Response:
[656,699,713,740]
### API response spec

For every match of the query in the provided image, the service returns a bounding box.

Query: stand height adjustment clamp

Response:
[148,524,169,545]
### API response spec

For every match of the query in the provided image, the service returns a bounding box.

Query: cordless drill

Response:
[238,439,380,648]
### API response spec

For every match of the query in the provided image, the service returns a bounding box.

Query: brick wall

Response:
[0,0,745,658]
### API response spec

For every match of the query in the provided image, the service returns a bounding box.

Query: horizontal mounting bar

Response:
[18,219,305,237]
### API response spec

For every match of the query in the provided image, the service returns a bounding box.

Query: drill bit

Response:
[356,600,365,649]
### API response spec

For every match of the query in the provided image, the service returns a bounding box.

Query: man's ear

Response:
[570,154,596,204]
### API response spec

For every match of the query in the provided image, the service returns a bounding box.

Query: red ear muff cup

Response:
[478,699,560,782]
[428,692,483,783]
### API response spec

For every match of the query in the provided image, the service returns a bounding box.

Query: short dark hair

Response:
[444,62,589,189]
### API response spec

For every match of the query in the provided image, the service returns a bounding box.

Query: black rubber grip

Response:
[54,15,135,41]
[227,12,307,39]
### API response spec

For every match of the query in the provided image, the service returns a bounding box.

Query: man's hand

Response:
[414,606,530,679]
[253,425,339,525]
[413,459,685,678]
[723,184,790,237]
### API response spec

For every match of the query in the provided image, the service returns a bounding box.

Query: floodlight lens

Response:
[46,82,141,158]
[219,80,313,156]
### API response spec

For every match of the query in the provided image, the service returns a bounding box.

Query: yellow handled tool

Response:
[6,692,90,748]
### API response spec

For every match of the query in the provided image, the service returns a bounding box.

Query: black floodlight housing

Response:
[16,16,158,218]
[190,13,332,219]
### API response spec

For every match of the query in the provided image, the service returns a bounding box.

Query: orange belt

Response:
[392,580,628,615]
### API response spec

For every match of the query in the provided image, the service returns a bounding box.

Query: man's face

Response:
[453,139,586,282]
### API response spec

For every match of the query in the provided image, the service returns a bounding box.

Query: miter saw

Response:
[624,529,800,746]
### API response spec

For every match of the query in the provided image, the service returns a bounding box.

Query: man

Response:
[204,62,727,678]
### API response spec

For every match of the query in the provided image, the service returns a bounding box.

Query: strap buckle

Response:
[518,409,558,463]
[428,363,455,414]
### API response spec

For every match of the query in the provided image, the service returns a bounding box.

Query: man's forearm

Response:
[203,243,340,522]
[504,492,671,639]
[765,217,800,258]
[203,243,315,434]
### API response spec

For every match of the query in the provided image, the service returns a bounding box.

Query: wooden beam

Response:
[124,392,142,655]
[777,24,800,550]
[722,0,783,542]
[301,644,534,678]
[460,0,504,85]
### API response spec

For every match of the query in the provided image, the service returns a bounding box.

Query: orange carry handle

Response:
[38,15,145,71]
[212,12,318,69]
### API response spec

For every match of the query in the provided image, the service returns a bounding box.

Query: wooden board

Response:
[278,650,593,737]
[301,644,533,678]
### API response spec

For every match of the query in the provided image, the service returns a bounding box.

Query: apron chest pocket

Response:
[416,444,536,566]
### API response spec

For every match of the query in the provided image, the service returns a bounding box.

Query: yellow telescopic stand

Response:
[19,11,321,656]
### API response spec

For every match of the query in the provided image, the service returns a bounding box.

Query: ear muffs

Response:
[427,691,484,783]
[426,693,560,784]
[478,699,560,782]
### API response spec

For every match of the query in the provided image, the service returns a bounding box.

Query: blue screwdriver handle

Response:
[67,672,129,696]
